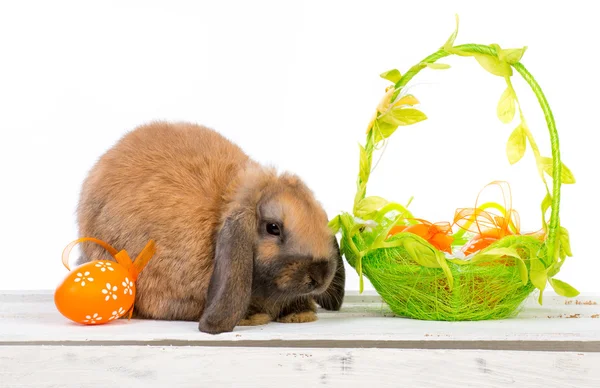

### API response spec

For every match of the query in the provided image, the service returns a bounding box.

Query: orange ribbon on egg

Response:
[61,237,156,318]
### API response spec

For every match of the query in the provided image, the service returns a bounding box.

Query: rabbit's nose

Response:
[308,261,330,289]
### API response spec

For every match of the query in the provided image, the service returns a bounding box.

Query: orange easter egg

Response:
[54,260,135,325]
[462,235,498,256]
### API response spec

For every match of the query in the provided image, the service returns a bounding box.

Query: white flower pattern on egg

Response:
[109,307,126,321]
[73,271,94,287]
[101,283,118,301]
[95,262,115,272]
[122,277,134,295]
[83,313,102,324]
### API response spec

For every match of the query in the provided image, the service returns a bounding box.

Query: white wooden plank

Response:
[1,292,599,351]
[1,346,598,388]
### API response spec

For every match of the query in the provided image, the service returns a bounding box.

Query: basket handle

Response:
[355,44,563,258]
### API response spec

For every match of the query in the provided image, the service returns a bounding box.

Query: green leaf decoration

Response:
[506,125,527,164]
[338,213,361,258]
[389,107,428,126]
[338,213,353,233]
[530,256,548,303]
[379,111,398,126]
[539,157,576,184]
[473,247,527,284]
[497,86,516,124]
[376,87,395,114]
[393,94,420,107]
[561,163,576,184]
[475,246,529,286]
[373,118,399,143]
[373,201,416,226]
[474,54,513,77]
[403,238,440,268]
[518,121,546,181]
[540,193,552,230]
[549,278,580,297]
[328,216,341,234]
[443,14,460,51]
[474,247,521,261]
[499,46,528,64]
[425,62,451,70]
[355,196,388,218]
[436,250,454,290]
[380,69,402,84]
[558,226,573,258]
[358,144,370,182]
[353,185,367,211]
[515,257,529,285]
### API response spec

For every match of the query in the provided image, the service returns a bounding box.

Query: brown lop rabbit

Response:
[76,121,345,334]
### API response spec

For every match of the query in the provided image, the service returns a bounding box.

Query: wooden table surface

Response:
[1,291,599,387]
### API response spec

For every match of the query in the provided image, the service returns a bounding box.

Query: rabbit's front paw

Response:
[276,311,317,323]
[238,313,272,326]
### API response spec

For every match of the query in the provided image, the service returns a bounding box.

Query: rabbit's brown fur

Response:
[76,121,345,334]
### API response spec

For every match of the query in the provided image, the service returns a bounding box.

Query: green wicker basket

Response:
[329,17,577,321]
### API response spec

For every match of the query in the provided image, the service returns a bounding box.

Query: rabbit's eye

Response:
[266,223,281,236]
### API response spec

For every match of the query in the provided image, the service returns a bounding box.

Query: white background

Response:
[0,0,597,295]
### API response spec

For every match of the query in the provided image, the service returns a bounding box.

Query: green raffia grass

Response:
[330,19,578,321]
[343,232,541,321]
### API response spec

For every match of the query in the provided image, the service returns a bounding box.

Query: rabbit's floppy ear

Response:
[314,236,345,311]
[199,208,254,334]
